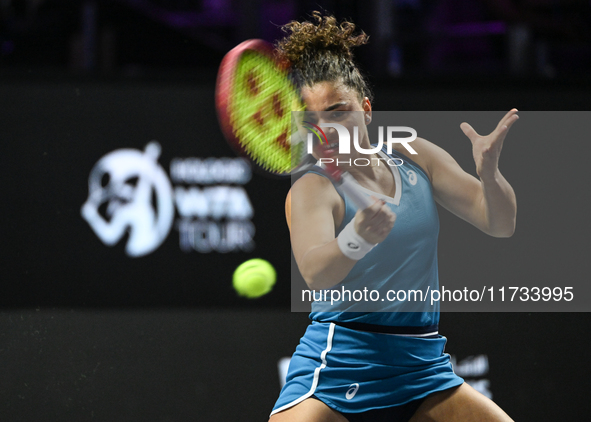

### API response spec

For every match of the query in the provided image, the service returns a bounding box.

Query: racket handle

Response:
[339,172,374,209]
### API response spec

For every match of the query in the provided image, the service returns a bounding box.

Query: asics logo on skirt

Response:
[346,383,360,400]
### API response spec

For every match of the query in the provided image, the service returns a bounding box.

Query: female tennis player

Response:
[270,12,517,422]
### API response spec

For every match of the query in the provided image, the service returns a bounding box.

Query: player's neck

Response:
[348,153,386,181]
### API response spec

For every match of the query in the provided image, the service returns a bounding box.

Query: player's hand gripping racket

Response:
[215,39,373,209]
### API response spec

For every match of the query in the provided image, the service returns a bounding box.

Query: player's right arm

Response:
[287,173,393,290]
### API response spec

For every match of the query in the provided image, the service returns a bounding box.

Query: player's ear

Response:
[285,190,292,232]
[362,97,372,124]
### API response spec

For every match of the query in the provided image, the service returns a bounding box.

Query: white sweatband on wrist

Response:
[337,217,377,260]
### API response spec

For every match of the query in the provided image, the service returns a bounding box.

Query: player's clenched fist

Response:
[354,198,397,245]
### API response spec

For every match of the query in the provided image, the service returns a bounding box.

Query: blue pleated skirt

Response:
[271,321,463,416]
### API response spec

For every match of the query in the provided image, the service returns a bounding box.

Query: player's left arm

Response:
[420,109,519,237]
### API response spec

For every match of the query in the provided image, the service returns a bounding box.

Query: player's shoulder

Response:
[392,137,443,182]
[288,170,342,206]
[290,170,335,194]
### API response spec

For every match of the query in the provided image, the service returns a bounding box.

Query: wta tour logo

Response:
[81,142,175,257]
[82,141,255,257]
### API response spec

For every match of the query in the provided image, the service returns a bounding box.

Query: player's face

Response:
[299,81,371,160]
[301,81,366,112]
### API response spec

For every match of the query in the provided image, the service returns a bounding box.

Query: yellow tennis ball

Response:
[233,258,276,298]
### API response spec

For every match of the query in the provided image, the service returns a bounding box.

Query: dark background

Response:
[1,0,590,420]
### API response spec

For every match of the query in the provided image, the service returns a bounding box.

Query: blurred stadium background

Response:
[1,1,590,420]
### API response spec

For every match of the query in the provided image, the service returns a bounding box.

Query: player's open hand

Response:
[354,198,396,245]
[460,109,519,181]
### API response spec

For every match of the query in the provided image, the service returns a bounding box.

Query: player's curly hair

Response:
[275,11,373,103]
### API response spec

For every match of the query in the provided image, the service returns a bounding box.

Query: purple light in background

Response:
[445,21,507,37]
[1,41,15,55]
[123,0,235,28]
[202,0,229,13]
[261,0,296,41]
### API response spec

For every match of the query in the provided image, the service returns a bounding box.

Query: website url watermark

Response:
[301,285,575,306]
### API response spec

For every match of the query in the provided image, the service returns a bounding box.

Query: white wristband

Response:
[337,217,377,260]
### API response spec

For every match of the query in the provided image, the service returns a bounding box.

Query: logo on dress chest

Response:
[407,170,418,186]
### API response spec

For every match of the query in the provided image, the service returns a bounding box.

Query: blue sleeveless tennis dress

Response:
[271,147,463,417]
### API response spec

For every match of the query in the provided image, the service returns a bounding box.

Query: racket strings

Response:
[229,51,304,174]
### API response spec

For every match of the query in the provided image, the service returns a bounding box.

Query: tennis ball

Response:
[233,259,276,298]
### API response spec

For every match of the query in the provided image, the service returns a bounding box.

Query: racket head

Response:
[215,39,308,177]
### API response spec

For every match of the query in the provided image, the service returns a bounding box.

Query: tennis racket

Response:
[215,39,373,209]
